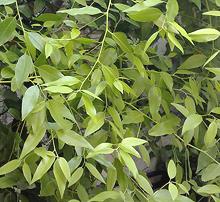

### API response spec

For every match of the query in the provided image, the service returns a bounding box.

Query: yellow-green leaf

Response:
[68,167,84,187]
[189,28,220,42]
[22,86,40,120]
[86,163,105,184]
[167,159,176,179]
[204,121,218,147]
[0,159,20,176]
[182,114,202,135]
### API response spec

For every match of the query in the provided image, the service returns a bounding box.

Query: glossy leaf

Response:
[58,130,93,149]
[86,163,105,184]
[53,160,67,198]
[89,191,121,202]
[0,17,16,46]
[167,159,176,179]
[20,128,46,159]
[31,156,55,183]
[136,174,153,195]
[68,167,84,187]
[85,112,105,136]
[128,8,162,22]
[22,86,40,120]
[0,159,20,175]
[203,10,220,16]
[58,157,71,179]
[189,28,220,42]
[15,54,34,88]
[166,0,179,21]
[197,184,220,194]
[168,183,178,200]
[182,114,202,135]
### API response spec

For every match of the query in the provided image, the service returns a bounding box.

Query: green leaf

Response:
[203,10,220,17]
[204,121,218,148]
[161,72,173,93]
[211,107,220,114]
[44,86,73,94]
[0,176,17,189]
[190,0,201,9]
[107,167,117,191]
[148,86,161,121]
[144,31,159,52]
[37,65,63,83]
[122,110,144,124]
[119,149,138,178]
[121,137,147,147]
[114,3,130,11]
[47,99,76,128]
[22,162,32,184]
[216,0,220,6]
[31,156,55,183]
[170,22,193,44]
[87,143,114,158]
[0,17,16,46]
[45,43,53,58]
[58,6,102,16]
[85,112,105,136]
[89,191,121,202]
[0,0,15,5]
[57,130,93,149]
[71,28,81,39]
[68,167,84,187]
[201,163,220,182]
[44,76,80,87]
[197,184,220,194]
[166,0,179,21]
[53,159,67,199]
[167,159,176,179]
[123,0,163,12]
[148,119,175,136]
[203,50,220,67]
[139,145,151,166]
[128,54,147,77]
[20,128,46,159]
[179,54,206,69]
[58,157,71,179]
[107,107,123,132]
[28,32,46,51]
[168,183,178,200]
[136,174,153,195]
[182,114,202,135]
[119,143,140,158]
[171,103,189,117]
[112,32,133,53]
[77,184,89,202]
[113,80,123,93]
[82,94,96,117]
[15,54,34,88]
[82,90,103,101]
[207,68,220,76]
[128,8,162,22]
[189,28,220,42]
[86,163,105,184]
[22,86,40,120]
[167,32,184,53]
[0,159,20,175]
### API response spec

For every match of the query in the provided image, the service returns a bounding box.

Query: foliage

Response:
[0,0,220,201]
